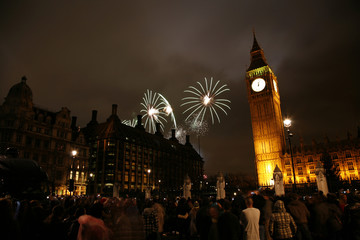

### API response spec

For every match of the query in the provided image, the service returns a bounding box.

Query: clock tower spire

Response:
[248,32,268,71]
[245,34,286,187]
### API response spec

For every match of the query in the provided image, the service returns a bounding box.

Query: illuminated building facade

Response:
[83,105,203,196]
[0,77,89,195]
[283,136,360,185]
[246,36,360,187]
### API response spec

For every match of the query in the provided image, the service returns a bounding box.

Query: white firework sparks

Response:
[181,77,231,125]
[122,118,137,127]
[140,90,167,133]
[185,114,209,137]
[140,90,177,134]
[158,93,177,129]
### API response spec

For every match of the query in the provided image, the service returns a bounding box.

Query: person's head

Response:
[245,197,253,208]
[288,193,299,201]
[222,199,232,211]
[274,200,286,212]
[209,205,220,220]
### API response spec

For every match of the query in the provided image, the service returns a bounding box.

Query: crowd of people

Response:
[0,190,360,240]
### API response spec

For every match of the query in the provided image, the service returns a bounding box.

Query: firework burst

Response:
[140,90,177,133]
[181,77,231,125]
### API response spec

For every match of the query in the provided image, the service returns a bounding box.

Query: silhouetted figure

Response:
[0,198,20,240]
[218,199,242,240]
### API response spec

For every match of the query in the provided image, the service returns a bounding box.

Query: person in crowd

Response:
[262,194,273,240]
[344,194,360,240]
[208,202,221,240]
[189,200,200,238]
[240,196,260,240]
[326,193,343,240]
[338,194,348,214]
[269,200,297,240]
[253,193,269,240]
[308,193,329,240]
[196,197,212,240]
[286,193,311,240]
[153,200,166,238]
[77,214,110,240]
[0,198,20,240]
[67,207,86,240]
[143,200,160,240]
[176,198,191,239]
[41,204,66,240]
[112,198,145,240]
[218,199,242,240]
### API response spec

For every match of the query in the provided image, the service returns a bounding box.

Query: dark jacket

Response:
[287,199,310,224]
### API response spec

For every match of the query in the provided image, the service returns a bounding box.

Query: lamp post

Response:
[70,150,77,195]
[147,169,151,188]
[284,119,297,192]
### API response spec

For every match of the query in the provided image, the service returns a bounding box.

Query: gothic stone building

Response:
[83,105,203,196]
[0,77,89,195]
[246,35,360,187]
[0,77,203,197]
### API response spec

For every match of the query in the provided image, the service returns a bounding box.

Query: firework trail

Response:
[122,118,137,127]
[158,93,177,129]
[181,77,231,125]
[140,90,177,133]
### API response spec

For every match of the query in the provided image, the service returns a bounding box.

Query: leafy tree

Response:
[321,151,341,193]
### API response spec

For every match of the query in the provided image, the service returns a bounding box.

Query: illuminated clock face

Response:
[251,78,266,92]
[273,80,278,92]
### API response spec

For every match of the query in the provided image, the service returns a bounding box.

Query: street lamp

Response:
[283,119,296,192]
[147,169,151,188]
[70,150,77,195]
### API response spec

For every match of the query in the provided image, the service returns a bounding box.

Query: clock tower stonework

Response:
[246,34,286,187]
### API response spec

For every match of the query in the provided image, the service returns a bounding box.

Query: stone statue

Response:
[273,165,285,196]
[315,161,329,196]
[145,187,151,200]
[183,175,192,199]
[216,172,226,199]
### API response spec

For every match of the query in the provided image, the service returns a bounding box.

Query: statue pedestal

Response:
[216,172,226,199]
[273,165,285,196]
[145,187,151,199]
[183,175,192,199]
[316,161,329,196]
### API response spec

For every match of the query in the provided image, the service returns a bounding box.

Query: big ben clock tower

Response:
[246,34,286,187]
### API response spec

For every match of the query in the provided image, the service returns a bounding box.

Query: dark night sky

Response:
[1,1,359,176]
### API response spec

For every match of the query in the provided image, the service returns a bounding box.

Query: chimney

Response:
[71,116,77,129]
[137,115,142,127]
[155,123,162,136]
[347,131,352,140]
[91,110,98,122]
[112,104,118,115]
[186,135,191,145]
[136,115,144,130]
[171,129,176,139]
